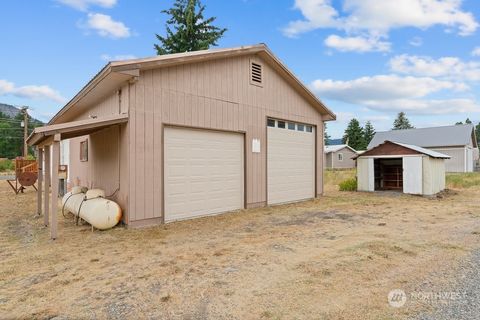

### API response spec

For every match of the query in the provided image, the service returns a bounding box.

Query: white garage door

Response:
[267,119,315,205]
[164,127,244,222]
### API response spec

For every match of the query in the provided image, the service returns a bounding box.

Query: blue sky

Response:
[0,0,479,138]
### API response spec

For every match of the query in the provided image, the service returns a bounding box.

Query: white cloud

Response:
[286,0,478,36]
[84,13,130,38]
[0,79,66,103]
[101,54,137,61]
[389,54,480,81]
[324,34,390,52]
[284,0,478,52]
[312,75,466,101]
[472,47,480,56]
[310,74,476,115]
[363,98,479,114]
[409,36,423,46]
[283,0,340,37]
[57,0,117,11]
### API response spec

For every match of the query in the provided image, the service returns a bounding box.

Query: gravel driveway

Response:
[416,248,480,320]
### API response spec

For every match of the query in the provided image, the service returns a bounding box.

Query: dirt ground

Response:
[1,171,480,319]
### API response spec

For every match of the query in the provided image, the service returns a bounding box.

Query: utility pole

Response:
[21,107,28,158]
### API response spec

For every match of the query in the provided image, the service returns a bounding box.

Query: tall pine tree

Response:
[154,0,227,55]
[324,122,331,145]
[343,118,366,150]
[475,123,480,146]
[392,112,414,130]
[363,121,375,148]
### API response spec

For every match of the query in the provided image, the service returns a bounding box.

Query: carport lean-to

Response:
[27,114,128,239]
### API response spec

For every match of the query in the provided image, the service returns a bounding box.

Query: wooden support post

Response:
[51,134,60,240]
[37,147,43,216]
[43,145,50,227]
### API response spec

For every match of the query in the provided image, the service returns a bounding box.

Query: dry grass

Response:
[1,173,480,319]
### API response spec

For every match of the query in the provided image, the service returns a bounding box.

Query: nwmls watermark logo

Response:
[388,289,468,308]
[388,289,407,308]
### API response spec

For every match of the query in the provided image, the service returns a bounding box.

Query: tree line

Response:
[328,112,480,151]
[326,112,414,150]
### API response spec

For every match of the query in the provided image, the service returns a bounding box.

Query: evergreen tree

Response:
[154,0,227,55]
[363,121,375,148]
[343,118,366,150]
[392,112,414,130]
[455,118,472,125]
[475,123,480,146]
[324,122,331,145]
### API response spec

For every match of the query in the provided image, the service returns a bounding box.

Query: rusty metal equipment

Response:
[6,159,38,194]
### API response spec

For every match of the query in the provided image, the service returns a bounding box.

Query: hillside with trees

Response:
[0,103,43,159]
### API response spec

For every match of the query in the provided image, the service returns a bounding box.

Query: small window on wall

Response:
[80,140,88,162]
[278,121,286,129]
[338,153,343,161]
[288,122,296,130]
[297,124,305,132]
[267,119,276,127]
[306,125,313,133]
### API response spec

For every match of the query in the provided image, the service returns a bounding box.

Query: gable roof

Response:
[368,124,477,149]
[50,44,336,124]
[324,144,357,154]
[355,140,450,159]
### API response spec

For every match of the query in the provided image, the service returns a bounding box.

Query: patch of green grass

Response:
[446,172,480,189]
[0,159,14,172]
[339,178,357,191]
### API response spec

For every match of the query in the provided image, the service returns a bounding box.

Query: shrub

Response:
[339,178,357,191]
[0,159,14,172]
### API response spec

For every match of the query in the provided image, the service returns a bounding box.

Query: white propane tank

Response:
[62,188,122,230]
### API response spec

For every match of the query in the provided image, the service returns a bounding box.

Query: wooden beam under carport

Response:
[50,134,60,240]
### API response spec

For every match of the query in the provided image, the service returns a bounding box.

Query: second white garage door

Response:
[267,120,316,205]
[164,127,244,222]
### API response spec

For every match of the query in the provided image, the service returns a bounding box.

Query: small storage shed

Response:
[324,144,358,169]
[368,125,478,173]
[355,141,450,195]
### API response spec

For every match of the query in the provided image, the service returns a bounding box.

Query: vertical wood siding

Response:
[423,157,446,195]
[62,87,124,122]
[68,125,129,221]
[127,54,327,223]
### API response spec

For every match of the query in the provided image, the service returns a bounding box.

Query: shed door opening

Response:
[374,158,403,191]
[267,119,315,205]
[164,127,244,222]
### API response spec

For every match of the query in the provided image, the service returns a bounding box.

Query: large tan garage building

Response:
[28,44,335,233]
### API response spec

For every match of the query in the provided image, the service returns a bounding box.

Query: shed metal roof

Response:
[393,142,451,159]
[368,124,477,149]
[356,140,451,159]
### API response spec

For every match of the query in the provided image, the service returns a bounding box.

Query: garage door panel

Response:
[267,125,315,205]
[164,127,244,222]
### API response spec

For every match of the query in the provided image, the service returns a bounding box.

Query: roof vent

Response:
[250,61,263,87]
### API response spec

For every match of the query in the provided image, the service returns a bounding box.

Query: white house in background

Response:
[368,124,478,173]
[324,144,358,169]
